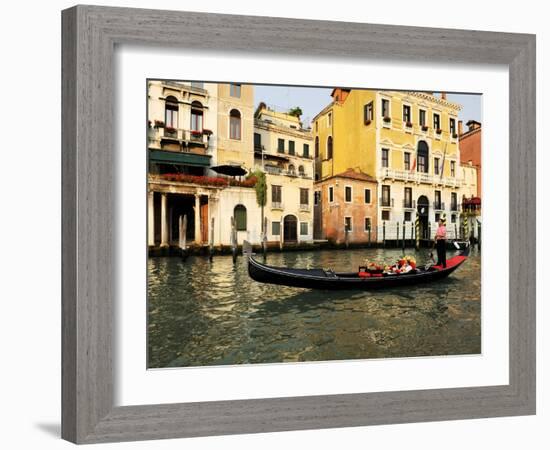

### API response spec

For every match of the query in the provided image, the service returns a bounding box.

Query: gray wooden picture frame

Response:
[62,5,536,444]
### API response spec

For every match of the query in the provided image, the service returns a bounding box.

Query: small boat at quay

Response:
[246,244,469,290]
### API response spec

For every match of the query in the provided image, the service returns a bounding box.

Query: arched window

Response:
[288,164,295,175]
[165,96,178,128]
[327,136,333,159]
[234,205,247,231]
[298,165,305,176]
[315,136,319,158]
[190,101,203,131]
[417,140,429,173]
[230,109,241,140]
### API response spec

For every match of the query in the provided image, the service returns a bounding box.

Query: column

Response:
[147,191,155,246]
[160,193,169,247]
[194,194,202,244]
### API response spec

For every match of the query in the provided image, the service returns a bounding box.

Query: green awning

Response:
[149,150,211,167]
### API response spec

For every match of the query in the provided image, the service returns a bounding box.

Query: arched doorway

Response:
[417,195,430,239]
[283,215,298,243]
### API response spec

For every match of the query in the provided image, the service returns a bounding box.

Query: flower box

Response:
[405,121,412,128]
[383,116,391,123]
[190,130,203,137]
[364,119,372,126]
[421,125,429,131]
[154,120,165,128]
[436,128,442,134]
[164,126,177,134]
[452,133,458,139]
[202,129,213,136]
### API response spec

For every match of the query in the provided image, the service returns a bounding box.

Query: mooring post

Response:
[463,216,468,241]
[396,222,400,248]
[428,222,431,242]
[454,223,458,240]
[262,216,267,260]
[477,220,481,250]
[383,221,386,247]
[415,217,420,250]
[180,215,188,261]
[402,222,406,252]
[231,216,237,263]
[368,226,371,247]
[279,215,283,251]
[209,217,214,261]
[345,227,349,249]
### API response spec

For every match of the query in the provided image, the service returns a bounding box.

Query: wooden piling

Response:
[179,215,188,260]
[402,222,406,252]
[415,217,420,250]
[208,217,214,261]
[262,217,267,260]
[383,221,386,247]
[231,216,237,263]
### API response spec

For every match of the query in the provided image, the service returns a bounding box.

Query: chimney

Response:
[458,120,463,136]
[441,92,447,100]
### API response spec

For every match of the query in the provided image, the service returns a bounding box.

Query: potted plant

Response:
[421,125,429,132]
[405,121,412,128]
[364,119,372,126]
[191,130,203,137]
[436,128,442,134]
[165,126,176,134]
[452,132,458,139]
[202,129,213,136]
[154,120,165,128]
[383,116,391,123]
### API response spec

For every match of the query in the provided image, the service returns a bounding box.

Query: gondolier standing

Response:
[435,218,447,268]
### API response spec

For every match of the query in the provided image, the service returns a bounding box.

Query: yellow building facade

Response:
[314,89,469,242]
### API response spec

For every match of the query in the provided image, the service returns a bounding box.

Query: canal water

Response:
[147,247,481,368]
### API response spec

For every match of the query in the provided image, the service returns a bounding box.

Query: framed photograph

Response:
[62,5,536,444]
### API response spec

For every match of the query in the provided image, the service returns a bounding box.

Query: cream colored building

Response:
[253,105,314,243]
[147,81,261,249]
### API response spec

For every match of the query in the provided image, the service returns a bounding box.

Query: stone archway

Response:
[417,195,430,239]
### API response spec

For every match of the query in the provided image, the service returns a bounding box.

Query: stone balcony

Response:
[381,168,464,188]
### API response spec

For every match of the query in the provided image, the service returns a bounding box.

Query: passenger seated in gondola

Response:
[386,256,417,275]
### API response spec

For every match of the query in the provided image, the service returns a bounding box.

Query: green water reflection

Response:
[147,248,481,368]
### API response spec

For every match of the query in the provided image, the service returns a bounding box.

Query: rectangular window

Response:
[345,186,352,203]
[404,187,412,208]
[451,214,456,223]
[364,189,371,204]
[451,161,456,177]
[300,188,309,205]
[165,108,178,128]
[381,210,390,221]
[434,157,440,175]
[272,185,282,203]
[254,133,262,151]
[235,206,247,231]
[403,104,411,123]
[344,217,352,232]
[381,98,389,117]
[329,186,334,203]
[451,192,458,211]
[404,152,411,170]
[277,138,285,153]
[404,211,412,222]
[303,143,309,158]
[382,185,391,206]
[328,112,332,127]
[433,113,441,130]
[272,221,280,236]
[435,190,441,209]
[364,217,371,231]
[418,155,426,173]
[435,212,441,222]
[364,102,373,123]
[450,118,456,136]
[419,109,426,126]
[288,140,295,155]
[314,190,321,206]
[381,148,389,168]
[229,83,241,97]
[300,222,308,236]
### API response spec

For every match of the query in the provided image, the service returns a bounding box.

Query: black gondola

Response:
[247,246,469,290]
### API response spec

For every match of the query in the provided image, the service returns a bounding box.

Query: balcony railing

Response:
[381,168,464,187]
[150,126,210,146]
[380,197,394,208]
[450,203,459,212]
[403,199,416,209]
[271,202,283,210]
[433,201,445,211]
[299,204,311,211]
